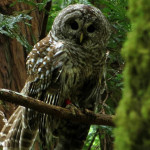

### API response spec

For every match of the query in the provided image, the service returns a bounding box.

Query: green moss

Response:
[114,0,150,150]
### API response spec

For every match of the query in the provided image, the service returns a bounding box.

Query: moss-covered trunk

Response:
[114,0,150,150]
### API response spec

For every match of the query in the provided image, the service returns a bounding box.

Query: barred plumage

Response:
[0,4,111,150]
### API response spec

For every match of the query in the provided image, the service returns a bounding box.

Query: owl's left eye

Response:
[87,24,95,33]
[70,20,79,30]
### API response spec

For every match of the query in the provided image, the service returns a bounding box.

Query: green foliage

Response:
[0,0,51,52]
[100,0,129,113]
[46,0,63,32]
[114,0,150,150]
[0,13,32,51]
[83,125,113,150]
[83,126,99,150]
[101,0,130,49]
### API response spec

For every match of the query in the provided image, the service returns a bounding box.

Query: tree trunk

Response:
[0,0,48,130]
[114,0,150,150]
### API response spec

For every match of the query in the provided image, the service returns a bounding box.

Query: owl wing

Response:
[0,33,67,150]
[24,33,66,101]
[24,34,68,149]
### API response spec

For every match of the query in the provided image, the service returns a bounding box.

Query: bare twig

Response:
[0,89,115,126]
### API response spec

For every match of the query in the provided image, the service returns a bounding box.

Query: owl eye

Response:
[70,21,79,30]
[87,24,95,33]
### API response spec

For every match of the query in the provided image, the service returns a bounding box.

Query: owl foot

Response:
[65,103,81,116]
[81,108,97,119]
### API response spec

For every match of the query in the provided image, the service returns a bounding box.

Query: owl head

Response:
[51,4,111,50]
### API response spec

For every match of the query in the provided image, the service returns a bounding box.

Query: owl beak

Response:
[80,32,84,43]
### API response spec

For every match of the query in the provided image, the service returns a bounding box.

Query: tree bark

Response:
[0,0,50,130]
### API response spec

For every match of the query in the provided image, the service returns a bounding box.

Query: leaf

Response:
[0,13,32,51]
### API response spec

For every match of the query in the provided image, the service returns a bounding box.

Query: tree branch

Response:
[0,89,115,126]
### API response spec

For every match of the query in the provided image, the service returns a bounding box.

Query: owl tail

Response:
[0,106,23,149]
[0,106,38,150]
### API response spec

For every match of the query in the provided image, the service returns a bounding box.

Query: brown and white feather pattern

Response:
[0,4,111,150]
[25,32,65,96]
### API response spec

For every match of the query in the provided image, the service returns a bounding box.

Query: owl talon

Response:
[81,108,97,119]
[65,104,81,115]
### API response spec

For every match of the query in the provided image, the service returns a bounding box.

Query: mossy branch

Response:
[0,89,115,126]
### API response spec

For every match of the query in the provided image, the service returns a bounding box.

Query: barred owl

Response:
[0,4,110,150]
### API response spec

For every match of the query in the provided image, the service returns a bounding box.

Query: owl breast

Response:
[57,46,94,105]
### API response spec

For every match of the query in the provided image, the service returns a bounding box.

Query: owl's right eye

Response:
[87,24,95,33]
[70,21,79,30]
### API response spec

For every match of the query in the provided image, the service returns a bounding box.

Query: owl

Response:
[0,4,110,150]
